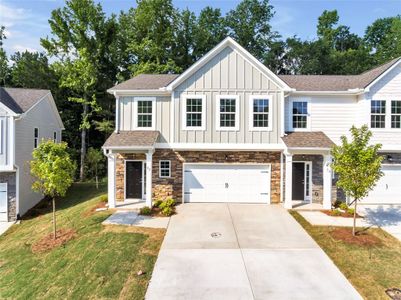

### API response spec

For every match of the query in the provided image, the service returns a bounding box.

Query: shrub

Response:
[331,209,341,216]
[339,203,349,211]
[159,198,175,209]
[161,206,174,216]
[333,200,342,208]
[99,195,108,203]
[347,208,355,215]
[139,206,152,215]
[153,199,163,208]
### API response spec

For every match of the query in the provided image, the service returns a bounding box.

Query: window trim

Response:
[248,95,272,131]
[370,100,386,129]
[0,118,3,154]
[181,94,206,131]
[391,100,401,129]
[159,160,171,178]
[215,95,240,131]
[34,127,39,149]
[289,98,310,132]
[369,98,401,131]
[133,97,156,130]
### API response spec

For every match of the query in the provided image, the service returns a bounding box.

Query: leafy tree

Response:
[226,0,278,61]
[0,26,10,86]
[331,126,384,236]
[31,140,76,239]
[86,147,104,188]
[173,9,196,70]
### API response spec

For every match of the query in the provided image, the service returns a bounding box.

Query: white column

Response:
[9,116,15,167]
[323,154,333,209]
[107,153,116,208]
[115,95,120,133]
[284,153,293,209]
[145,150,154,207]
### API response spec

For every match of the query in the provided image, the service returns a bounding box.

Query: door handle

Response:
[225,183,229,188]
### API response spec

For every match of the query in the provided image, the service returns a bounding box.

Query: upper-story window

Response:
[371,100,386,129]
[182,95,206,130]
[249,95,272,131]
[216,95,239,131]
[292,101,308,129]
[134,97,155,130]
[34,128,39,148]
[391,100,401,129]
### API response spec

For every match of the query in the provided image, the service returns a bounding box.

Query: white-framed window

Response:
[391,100,401,129]
[249,95,272,131]
[292,101,308,129]
[371,100,386,129]
[133,97,156,130]
[34,128,39,148]
[216,95,239,131]
[53,131,57,143]
[0,118,3,154]
[159,160,171,178]
[182,95,206,130]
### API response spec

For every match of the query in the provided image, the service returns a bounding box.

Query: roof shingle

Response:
[103,131,160,148]
[109,74,179,91]
[282,132,335,149]
[0,87,50,113]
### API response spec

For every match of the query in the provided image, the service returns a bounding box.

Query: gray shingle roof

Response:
[0,87,50,113]
[109,74,179,91]
[282,132,335,148]
[103,131,160,148]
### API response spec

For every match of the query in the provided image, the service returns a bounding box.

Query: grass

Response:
[0,183,165,300]
[290,210,401,300]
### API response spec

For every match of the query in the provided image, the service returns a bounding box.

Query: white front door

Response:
[0,183,8,221]
[183,164,271,203]
[361,165,401,204]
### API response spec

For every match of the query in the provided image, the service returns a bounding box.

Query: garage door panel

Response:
[184,164,271,204]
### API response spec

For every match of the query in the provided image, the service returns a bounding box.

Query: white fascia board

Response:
[166,37,291,91]
[101,145,155,151]
[285,147,332,154]
[379,146,401,152]
[365,59,401,92]
[107,89,171,96]
[291,90,364,96]
[0,102,19,117]
[155,142,285,151]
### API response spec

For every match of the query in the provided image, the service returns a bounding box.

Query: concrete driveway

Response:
[360,204,401,242]
[146,204,361,300]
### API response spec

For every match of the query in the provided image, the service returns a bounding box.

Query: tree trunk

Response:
[95,165,98,189]
[52,197,57,240]
[79,103,88,181]
[352,198,358,236]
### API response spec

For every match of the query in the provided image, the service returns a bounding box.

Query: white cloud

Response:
[12,44,38,53]
[0,3,30,28]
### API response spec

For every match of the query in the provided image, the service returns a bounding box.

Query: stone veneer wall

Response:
[0,172,17,221]
[115,150,282,204]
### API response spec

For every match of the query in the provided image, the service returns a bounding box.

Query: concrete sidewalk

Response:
[146,204,361,300]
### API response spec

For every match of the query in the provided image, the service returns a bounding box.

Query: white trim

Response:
[248,95,273,131]
[159,160,171,178]
[133,97,156,131]
[288,98,311,132]
[280,91,286,137]
[293,161,313,203]
[115,95,120,133]
[323,154,333,209]
[291,90,365,96]
[0,102,18,116]
[181,94,206,131]
[108,89,171,96]
[107,153,116,208]
[284,153,293,209]
[215,94,240,131]
[145,150,154,207]
[0,182,8,221]
[155,142,285,151]
[365,58,401,92]
[369,98,401,131]
[9,116,14,166]
[124,160,146,201]
[170,92,175,143]
[15,167,19,217]
[166,37,291,91]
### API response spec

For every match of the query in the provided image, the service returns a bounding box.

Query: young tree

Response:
[31,141,76,239]
[86,147,104,189]
[331,125,384,236]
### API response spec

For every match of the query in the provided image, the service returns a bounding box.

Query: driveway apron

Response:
[146,203,361,300]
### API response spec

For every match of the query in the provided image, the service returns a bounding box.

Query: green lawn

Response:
[0,183,165,300]
[290,211,401,300]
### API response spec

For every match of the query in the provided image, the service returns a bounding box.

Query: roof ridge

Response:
[359,57,400,75]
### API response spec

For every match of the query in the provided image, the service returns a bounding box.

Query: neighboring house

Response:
[0,88,64,222]
[103,37,401,210]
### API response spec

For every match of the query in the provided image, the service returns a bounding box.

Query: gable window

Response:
[391,100,401,129]
[134,97,155,130]
[159,160,171,178]
[371,100,386,129]
[216,95,239,130]
[182,95,206,130]
[34,128,39,148]
[292,101,308,129]
[249,96,271,131]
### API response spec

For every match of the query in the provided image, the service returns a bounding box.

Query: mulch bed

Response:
[31,228,77,253]
[330,227,381,247]
[82,202,108,217]
[322,210,361,218]
[140,207,174,218]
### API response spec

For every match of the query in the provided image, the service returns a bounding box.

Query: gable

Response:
[369,63,401,98]
[176,46,281,91]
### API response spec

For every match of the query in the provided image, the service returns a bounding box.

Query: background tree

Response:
[0,26,10,86]
[331,125,384,236]
[85,147,104,188]
[30,141,76,239]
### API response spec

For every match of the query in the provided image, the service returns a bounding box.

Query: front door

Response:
[292,163,305,201]
[126,161,143,199]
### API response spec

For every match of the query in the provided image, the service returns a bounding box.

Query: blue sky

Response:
[1,0,400,56]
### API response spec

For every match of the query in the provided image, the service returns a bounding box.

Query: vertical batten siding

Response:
[0,108,10,166]
[174,46,283,144]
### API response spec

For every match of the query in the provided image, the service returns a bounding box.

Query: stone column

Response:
[284,153,293,209]
[145,150,154,207]
[323,154,333,209]
[107,153,116,208]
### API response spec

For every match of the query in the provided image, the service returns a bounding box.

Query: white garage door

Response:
[361,165,401,204]
[183,164,271,203]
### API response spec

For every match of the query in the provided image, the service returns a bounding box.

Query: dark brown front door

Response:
[126,161,143,199]
[292,163,305,200]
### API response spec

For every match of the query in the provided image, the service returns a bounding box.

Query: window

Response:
[34,128,39,148]
[53,131,57,143]
[292,101,308,129]
[391,100,401,129]
[371,100,386,128]
[0,118,3,154]
[137,100,153,128]
[159,160,171,178]
[216,95,239,130]
[249,96,271,130]
[182,95,206,130]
